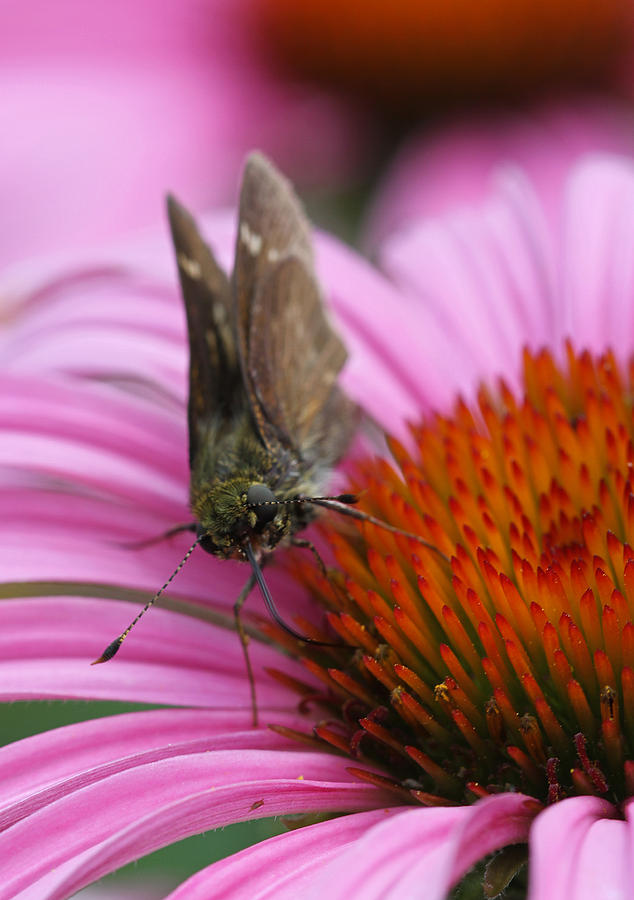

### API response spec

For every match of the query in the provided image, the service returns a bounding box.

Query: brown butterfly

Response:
[176,152,357,564]
[93,153,359,721]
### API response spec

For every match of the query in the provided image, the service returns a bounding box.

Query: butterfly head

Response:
[193,479,291,559]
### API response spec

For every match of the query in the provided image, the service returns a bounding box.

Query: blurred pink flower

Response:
[365,98,634,250]
[3,154,634,897]
[0,0,371,268]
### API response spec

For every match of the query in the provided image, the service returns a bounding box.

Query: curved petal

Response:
[378,154,634,407]
[560,155,634,359]
[0,376,184,473]
[528,796,625,899]
[165,808,402,899]
[292,793,538,900]
[1,751,392,899]
[378,169,556,403]
[316,234,443,425]
[0,279,186,403]
[0,708,311,829]
[366,100,634,249]
[0,377,186,519]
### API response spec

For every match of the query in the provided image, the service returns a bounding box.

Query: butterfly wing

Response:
[232,153,356,470]
[167,195,241,468]
[249,256,356,472]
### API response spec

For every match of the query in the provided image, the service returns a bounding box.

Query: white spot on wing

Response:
[267,248,280,262]
[240,222,263,256]
[178,253,202,280]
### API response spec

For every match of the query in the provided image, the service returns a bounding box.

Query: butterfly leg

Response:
[290,537,328,579]
[118,523,197,550]
[290,537,347,611]
[234,573,259,727]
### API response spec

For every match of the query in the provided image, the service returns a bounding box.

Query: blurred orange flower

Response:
[257,0,634,114]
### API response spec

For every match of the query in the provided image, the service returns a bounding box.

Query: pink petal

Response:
[0,597,316,707]
[0,487,178,547]
[0,377,187,518]
[378,153,634,409]
[560,156,634,359]
[285,793,538,900]
[2,751,392,898]
[0,0,370,267]
[165,808,403,899]
[0,376,184,472]
[0,708,309,829]
[379,170,556,403]
[0,524,316,626]
[366,99,634,249]
[317,234,450,424]
[0,291,185,400]
[528,796,627,899]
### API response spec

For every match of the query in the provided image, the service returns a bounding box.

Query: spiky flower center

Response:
[269,346,634,807]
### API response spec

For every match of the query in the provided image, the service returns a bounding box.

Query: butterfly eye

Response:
[247,483,278,524]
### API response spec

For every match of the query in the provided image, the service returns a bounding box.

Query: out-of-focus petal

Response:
[560,155,634,357]
[0,0,371,267]
[0,378,186,512]
[316,234,452,423]
[378,169,556,402]
[378,155,634,406]
[366,100,634,249]
[528,796,625,899]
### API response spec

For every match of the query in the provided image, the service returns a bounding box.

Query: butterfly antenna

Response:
[311,497,450,563]
[247,493,358,509]
[248,493,449,563]
[91,536,203,665]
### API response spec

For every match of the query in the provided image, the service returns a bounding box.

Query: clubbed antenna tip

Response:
[91,638,123,665]
[88,535,203,668]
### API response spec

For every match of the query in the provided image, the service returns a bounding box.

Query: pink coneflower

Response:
[3,153,634,898]
[0,0,370,267]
